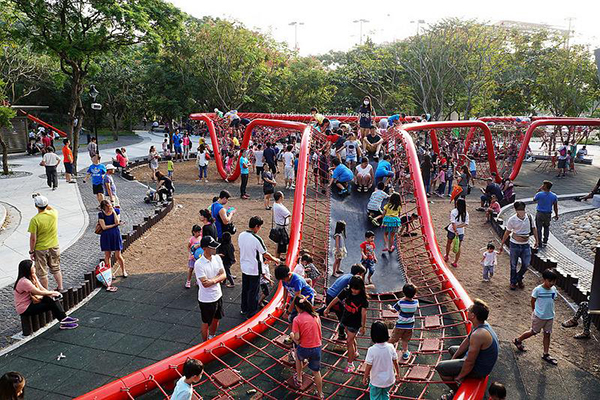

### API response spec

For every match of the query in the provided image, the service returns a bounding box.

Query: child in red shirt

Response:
[360,231,377,285]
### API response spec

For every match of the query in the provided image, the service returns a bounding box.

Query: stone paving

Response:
[0,171,155,349]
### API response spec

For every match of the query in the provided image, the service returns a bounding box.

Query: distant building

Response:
[493,20,570,36]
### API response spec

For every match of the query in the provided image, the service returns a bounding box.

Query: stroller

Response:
[144,185,159,204]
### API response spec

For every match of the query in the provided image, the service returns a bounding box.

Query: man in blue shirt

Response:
[211,190,235,239]
[239,150,250,199]
[83,157,107,204]
[330,158,353,195]
[375,154,394,186]
[533,180,559,246]
[263,142,277,174]
[172,131,183,162]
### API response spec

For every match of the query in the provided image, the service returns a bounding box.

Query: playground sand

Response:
[118,191,294,284]
[428,198,600,380]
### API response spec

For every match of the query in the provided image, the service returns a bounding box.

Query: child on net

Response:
[388,283,419,360]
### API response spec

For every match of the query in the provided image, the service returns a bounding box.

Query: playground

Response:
[2,110,600,400]
[2,3,600,399]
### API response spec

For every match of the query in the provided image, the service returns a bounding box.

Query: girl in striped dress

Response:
[381,192,402,253]
[388,283,419,360]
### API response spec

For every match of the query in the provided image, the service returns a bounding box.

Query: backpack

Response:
[559,147,567,157]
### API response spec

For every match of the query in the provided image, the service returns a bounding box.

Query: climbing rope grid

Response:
[81,116,491,400]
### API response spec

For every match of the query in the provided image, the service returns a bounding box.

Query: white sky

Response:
[168,0,600,56]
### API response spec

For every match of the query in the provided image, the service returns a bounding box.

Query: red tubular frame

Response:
[398,127,488,400]
[19,111,68,137]
[78,121,313,400]
[403,120,501,183]
[509,118,600,181]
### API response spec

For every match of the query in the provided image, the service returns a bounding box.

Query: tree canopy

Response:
[0,2,598,149]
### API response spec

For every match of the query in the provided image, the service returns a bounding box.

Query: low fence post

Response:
[589,246,600,314]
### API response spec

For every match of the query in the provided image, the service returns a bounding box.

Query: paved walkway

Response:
[0,131,161,289]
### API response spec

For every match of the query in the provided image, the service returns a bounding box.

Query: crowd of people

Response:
[9,108,597,400]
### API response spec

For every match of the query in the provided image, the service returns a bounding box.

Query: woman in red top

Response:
[62,139,75,183]
[291,295,324,399]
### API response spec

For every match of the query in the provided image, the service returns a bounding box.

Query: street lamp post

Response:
[89,85,101,148]
[289,21,304,51]
[410,20,426,35]
[353,19,369,45]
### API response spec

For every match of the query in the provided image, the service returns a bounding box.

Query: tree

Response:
[94,49,147,139]
[5,0,182,170]
[0,43,56,104]
[533,44,600,116]
[192,19,282,110]
[0,80,17,175]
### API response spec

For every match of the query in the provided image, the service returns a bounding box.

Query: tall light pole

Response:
[353,19,369,45]
[410,19,425,35]
[89,85,101,147]
[289,21,304,51]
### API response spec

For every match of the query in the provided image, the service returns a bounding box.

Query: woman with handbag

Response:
[272,191,291,259]
[98,200,127,281]
[13,259,78,329]
[444,198,469,268]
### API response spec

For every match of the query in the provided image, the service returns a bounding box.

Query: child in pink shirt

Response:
[185,225,202,288]
[291,295,323,398]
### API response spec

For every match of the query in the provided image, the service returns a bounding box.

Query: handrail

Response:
[194,112,422,124]
[509,118,600,181]
[402,120,500,183]
[398,127,488,400]
[78,121,313,400]
[18,111,68,137]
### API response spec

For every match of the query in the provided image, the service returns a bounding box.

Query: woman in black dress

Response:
[155,171,174,201]
[199,209,218,240]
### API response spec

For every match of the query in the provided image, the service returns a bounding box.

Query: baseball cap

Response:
[106,165,116,171]
[201,236,219,249]
[34,195,49,208]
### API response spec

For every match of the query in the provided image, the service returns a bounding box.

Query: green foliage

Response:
[0,3,598,128]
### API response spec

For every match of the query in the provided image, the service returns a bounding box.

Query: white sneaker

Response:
[196,179,201,182]
[208,334,215,340]
[205,179,208,183]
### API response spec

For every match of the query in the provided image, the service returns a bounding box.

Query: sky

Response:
[168,0,600,56]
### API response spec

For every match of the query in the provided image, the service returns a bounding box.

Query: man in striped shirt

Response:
[367,182,390,227]
[388,284,419,360]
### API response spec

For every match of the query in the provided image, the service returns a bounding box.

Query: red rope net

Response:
[81,117,491,400]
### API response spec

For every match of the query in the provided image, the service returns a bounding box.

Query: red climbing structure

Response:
[81,113,494,400]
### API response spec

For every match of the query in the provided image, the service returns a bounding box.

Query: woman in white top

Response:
[196,144,209,183]
[148,146,159,181]
[355,157,375,192]
[444,198,469,268]
[272,191,291,259]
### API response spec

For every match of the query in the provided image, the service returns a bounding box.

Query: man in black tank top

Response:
[435,299,499,397]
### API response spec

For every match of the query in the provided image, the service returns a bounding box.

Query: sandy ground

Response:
[119,192,293,286]
[428,196,600,379]
[130,159,249,186]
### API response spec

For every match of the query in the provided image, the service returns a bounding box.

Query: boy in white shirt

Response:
[282,145,295,189]
[481,243,499,282]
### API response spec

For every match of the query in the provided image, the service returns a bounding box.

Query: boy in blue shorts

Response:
[274,264,315,323]
[513,269,558,365]
[388,283,419,360]
[360,231,377,285]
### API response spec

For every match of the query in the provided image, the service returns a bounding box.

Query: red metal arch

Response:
[79,121,313,400]
[509,118,600,181]
[402,120,501,183]
[398,127,487,400]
